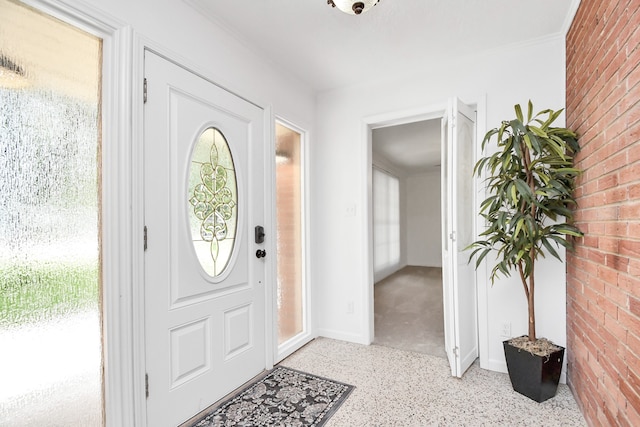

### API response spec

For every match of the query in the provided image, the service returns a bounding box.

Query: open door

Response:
[441,97,478,377]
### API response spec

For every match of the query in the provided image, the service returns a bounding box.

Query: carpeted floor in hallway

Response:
[374,266,446,358]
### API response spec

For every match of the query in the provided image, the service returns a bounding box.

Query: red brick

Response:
[597,265,619,283]
[605,221,629,237]
[599,405,619,427]
[599,236,620,253]
[567,1,640,424]
[598,293,621,318]
[631,297,640,316]
[623,404,640,427]
[620,203,640,220]
[587,248,606,265]
[605,282,629,307]
[587,222,606,235]
[628,331,640,360]
[620,240,640,258]
[630,258,640,276]
[619,309,640,335]
[620,380,640,416]
[618,273,640,294]
[630,183,640,198]
[605,313,629,341]
[606,254,630,271]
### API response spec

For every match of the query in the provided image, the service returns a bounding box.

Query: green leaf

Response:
[541,237,561,261]
[514,179,532,201]
[527,100,533,122]
[515,104,524,122]
[528,125,548,138]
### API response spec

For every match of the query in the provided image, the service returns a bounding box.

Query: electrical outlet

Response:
[347,301,354,314]
[500,322,511,337]
[345,204,356,217]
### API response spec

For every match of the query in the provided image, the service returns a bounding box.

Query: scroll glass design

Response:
[188,127,238,278]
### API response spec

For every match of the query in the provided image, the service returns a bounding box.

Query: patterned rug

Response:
[190,366,354,427]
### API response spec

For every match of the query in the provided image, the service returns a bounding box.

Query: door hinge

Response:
[143,78,148,103]
[144,226,148,251]
[145,373,149,398]
[449,231,456,241]
[453,346,459,358]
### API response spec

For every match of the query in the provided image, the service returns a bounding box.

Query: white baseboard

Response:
[316,328,370,345]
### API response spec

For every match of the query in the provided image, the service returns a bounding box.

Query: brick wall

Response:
[566,0,640,425]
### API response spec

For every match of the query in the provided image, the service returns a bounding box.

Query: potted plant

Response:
[467,101,583,402]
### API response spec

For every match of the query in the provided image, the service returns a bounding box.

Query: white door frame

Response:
[361,96,489,369]
[272,117,315,362]
[19,0,135,424]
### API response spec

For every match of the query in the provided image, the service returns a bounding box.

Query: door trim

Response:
[360,96,488,367]
[20,0,135,424]
[273,117,315,362]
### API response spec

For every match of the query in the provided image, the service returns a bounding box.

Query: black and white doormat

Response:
[190,366,354,427]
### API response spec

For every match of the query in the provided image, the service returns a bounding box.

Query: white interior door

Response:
[441,97,478,378]
[143,51,267,426]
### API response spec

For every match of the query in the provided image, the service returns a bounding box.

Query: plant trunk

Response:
[527,267,536,341]
[522,138,537,342]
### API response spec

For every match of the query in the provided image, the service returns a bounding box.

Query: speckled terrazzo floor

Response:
[280,338,586,426]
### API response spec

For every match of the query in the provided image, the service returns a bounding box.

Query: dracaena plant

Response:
[468,101,583,342]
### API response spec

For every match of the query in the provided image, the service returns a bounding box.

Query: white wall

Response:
[79,0,316,129]
[312,34,568,375]
[406,171,441,267]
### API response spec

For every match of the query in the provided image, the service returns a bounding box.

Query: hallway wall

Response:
[312,34,570,375]
[406,171,441,267]
[566,0,640,424]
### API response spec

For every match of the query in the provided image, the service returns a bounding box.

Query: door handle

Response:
[256,249,266,259]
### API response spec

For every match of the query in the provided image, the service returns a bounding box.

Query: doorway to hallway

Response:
[370,118,445,358]
[366,97,479,378]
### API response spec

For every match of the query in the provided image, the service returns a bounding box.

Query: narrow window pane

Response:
[373,168,400,273]
[275,123,304,344]
[0,0,103,424]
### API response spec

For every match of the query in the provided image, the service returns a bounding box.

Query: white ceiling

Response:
[186,0,575,92]
[373,120,441,175]
[185,0,575,174]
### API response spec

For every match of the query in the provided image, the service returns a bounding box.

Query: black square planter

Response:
[503,339,565,403]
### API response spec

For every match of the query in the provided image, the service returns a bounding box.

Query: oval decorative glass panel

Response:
[188,127,238,278]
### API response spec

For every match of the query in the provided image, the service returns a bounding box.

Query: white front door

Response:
[441,97,478,378]
[143,51,267,426]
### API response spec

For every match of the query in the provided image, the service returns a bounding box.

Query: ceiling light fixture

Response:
[327,0,381,15]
